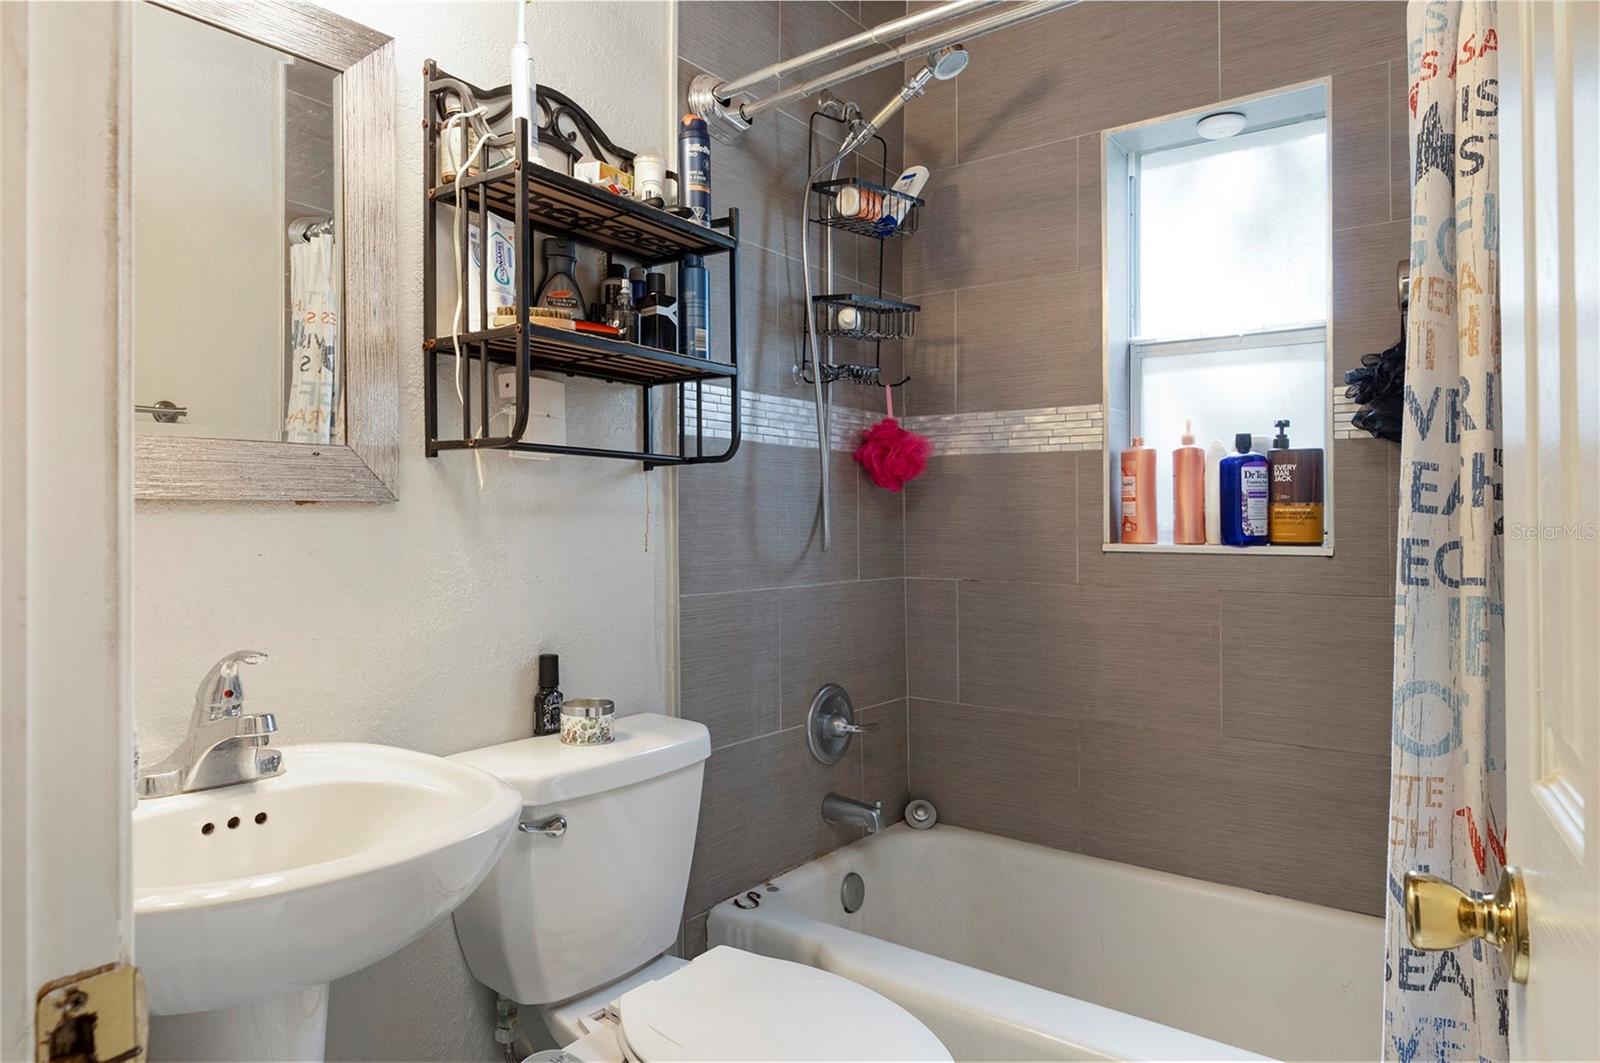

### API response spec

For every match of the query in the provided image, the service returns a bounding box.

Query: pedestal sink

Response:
[134,743,521,1062]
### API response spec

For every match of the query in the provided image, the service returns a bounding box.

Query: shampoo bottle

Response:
[1219,433,1269,546]
[1204,439,1227,545]
[1119,437,1158,544]
[1172,419,1206,545]
[1267,419,1326,546]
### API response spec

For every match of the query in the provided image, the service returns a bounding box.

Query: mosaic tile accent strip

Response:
[1141,387,1376,443]
[1333,384,1365,439]
[683,388,1106,455]
[908,404,1104,455]
[681,386,870,450]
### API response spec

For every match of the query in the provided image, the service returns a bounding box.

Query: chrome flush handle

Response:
[518,815,567,838]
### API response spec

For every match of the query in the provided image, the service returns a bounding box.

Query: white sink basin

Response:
[134,742,520,1060]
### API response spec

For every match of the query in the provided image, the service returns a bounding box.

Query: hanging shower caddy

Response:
[421,60,742,468]
[795,111,921,389]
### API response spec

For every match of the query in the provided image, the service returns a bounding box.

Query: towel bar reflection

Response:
[136,401,189,423]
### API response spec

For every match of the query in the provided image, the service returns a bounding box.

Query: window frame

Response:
[1100,80,1335,556]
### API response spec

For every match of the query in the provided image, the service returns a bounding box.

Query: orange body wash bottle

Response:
[1119,437,1157,543]
[1172,419,1206,544]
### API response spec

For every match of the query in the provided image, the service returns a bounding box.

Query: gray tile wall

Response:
[898,0,1409,917]
[677,1,1407,943]
[675,0,910,958]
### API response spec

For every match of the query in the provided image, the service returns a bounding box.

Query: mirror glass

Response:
[131,3,342,444]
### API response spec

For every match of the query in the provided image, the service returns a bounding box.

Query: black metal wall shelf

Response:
[427,325,738,388]
[422,60,740,469]
[430,163,735,265]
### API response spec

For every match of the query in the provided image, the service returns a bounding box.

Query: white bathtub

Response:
[709,824,1381,1062]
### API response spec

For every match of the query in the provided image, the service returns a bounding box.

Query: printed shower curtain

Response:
[284,232,341,444]
[1382,2,1505,1060]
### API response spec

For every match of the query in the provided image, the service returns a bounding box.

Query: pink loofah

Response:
[853,387,932,492]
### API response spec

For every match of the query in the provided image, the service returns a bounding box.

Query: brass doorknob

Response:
[1403,866,1530,983]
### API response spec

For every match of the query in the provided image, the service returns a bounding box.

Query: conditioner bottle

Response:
[1204,439,1228,545]
[1172,419,1206,545]
[1119,437,1158,544]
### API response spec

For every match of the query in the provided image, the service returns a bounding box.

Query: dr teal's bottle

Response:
[1219,433,1269,546]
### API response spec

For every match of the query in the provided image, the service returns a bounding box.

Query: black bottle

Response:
[533,653,563,736]
[637,272,678,352]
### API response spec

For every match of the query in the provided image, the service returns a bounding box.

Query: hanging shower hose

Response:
[799,148,854,551]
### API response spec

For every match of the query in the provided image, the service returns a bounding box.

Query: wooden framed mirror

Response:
[131,2,397,502]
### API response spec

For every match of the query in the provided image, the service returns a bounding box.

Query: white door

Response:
[1500,1,1600,1058]
[0,2,137,1058]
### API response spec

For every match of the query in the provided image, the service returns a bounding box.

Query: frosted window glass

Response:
[1136,120,1329,338]
[1137,341,1326,541]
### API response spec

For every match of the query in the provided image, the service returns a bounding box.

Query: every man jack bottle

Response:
[1267,419,1325,546]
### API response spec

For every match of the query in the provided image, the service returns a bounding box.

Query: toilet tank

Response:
[448,714,711,1005]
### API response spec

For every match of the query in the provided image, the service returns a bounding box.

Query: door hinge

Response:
[35,963,146,1063]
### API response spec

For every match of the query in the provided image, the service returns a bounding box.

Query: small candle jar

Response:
[560,699,615,746]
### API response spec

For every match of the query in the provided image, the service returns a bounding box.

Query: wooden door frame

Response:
[1,2,134,1055]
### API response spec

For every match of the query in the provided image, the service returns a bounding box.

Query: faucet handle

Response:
[195,650,268,723]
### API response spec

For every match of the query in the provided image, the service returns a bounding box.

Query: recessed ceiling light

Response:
[1197,111,1248,140]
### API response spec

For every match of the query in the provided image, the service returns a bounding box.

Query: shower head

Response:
[840,46,970,156]
[929,45,969,80]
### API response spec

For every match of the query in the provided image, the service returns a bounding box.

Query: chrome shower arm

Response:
[713,0,997,101]
[733,0,1079,124]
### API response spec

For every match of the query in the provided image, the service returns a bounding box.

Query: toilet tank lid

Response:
[449,714,710,807]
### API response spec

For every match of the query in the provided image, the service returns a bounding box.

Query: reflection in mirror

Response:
[131,3,342,445]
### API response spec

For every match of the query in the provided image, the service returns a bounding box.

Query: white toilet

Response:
[450,714,950,1063]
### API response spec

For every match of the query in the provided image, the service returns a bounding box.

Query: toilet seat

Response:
[613,946,950,1062]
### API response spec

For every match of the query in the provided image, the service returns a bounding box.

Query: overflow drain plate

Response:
[841,871,865,914]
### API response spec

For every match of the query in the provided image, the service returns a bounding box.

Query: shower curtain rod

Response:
[688,0,1080,139]
[713,0,998,100]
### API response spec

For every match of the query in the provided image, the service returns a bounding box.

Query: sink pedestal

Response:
[148,984,329,1062]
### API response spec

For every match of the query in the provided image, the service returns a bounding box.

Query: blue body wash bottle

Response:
[1219,432,1270,546]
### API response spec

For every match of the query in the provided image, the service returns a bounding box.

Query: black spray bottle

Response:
[533,653,563,736]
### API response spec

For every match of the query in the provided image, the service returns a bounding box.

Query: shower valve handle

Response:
[825,717,876,737]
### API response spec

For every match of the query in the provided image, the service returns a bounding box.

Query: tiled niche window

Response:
[1102,83,1334,555]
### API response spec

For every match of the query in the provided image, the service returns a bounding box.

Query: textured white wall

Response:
[132,3,676,1058]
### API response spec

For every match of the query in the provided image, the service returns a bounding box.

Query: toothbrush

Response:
[512,0,537,164]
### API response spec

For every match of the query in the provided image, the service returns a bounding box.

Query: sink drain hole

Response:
[200,822,215,835]
[226,816,241,830]
[255,812,268,824]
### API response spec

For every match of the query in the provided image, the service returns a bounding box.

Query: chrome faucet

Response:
[822,793,885,834]
[139,650,284,799]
